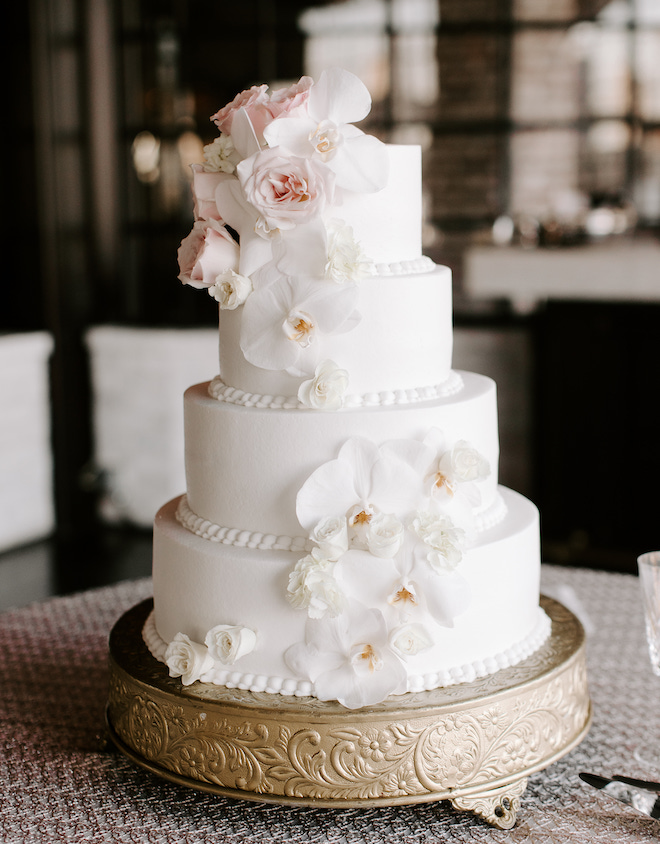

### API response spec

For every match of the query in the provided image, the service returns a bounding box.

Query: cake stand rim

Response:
[108,594,585,717]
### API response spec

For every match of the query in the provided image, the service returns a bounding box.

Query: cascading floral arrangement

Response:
[176,68,389,409]
[284,428,490,709]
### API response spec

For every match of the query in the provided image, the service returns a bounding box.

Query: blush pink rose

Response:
[190,164,234,221]
[269,76,313,119]
[237,148,334,231]
[211,84,273,138]
[177,219,240,289]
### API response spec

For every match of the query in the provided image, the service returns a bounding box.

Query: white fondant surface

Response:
[320,145,423,265]
[184,372,501,540]
[151,488,545,693]
[217,264,453,399]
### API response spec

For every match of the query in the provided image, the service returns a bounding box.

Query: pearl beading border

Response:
[176,492,508,552]
[176,495,314,552]
[208,370,465,410]
[142,605,552,698]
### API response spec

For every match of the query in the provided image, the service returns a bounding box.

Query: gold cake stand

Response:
[106,596,591,829]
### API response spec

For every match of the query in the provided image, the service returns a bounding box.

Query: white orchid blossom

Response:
[284,600,407,709]
[263,67,389,194]
[240,274,360,375]
[296,435,435,535]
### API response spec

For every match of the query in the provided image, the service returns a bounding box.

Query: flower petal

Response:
[229,107,262,160]
[418,570,471,628]
[297,454,362,531]
[337,437,381,502]
[240,282,299,371]
[263,116,317,157]
[330,133,389,193]
[309,67,372,126]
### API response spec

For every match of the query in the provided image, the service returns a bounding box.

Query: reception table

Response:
[1,564,659,842]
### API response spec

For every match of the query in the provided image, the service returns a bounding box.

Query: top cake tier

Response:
[177,69,455,409]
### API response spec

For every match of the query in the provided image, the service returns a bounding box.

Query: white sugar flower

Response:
[365,512,405,559]
[325,219,371,283]
[287,549,346,619]
[311,515,349,561]
[240,275,360,375]
[164,633,214,686]
[389,623,434,658]
[448,440,490,482]
[297,436,435,535]
[387,582,419,613]
[263,68,389,194]
[202,135,240,174]
[424,430,489,507]
[204,624,257,665]
[411,511,465,569]
[208,269,252,309]
[298,359,349,411]
[346,502,380,548]
[284,600,407,709]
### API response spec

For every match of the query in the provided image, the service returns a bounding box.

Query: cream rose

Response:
[208,269,252,309]
[237,148,334,231]
[202,135,240,174]
[298,359,349,411]
[205,624,257,665]
[365,512,404,559]
[177,219,239,289]
[164,633,214,686]
[311,515,349,561]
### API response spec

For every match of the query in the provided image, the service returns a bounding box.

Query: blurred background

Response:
[2,0,659,610]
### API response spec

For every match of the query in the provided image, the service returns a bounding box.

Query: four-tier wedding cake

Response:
[144,68,550,710]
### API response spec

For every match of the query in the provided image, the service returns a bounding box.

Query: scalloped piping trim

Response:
[143,605,552,698]
[207,370,464,410]
[365,256,435,276]
[176,492,508,551]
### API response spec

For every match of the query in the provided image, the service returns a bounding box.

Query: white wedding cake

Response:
[145,69,550,710]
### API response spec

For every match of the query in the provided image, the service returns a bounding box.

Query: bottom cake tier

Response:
[148,486,550,703]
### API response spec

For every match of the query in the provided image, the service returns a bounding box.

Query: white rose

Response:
[205,624,257,665]
[298,359,349,411]
[208,269,252,309]
[164,633,214,686]
[445,440,490,483]
[325,219,371,283]
[411,511,465,570]
[311,516,349,561]
[389,623,434,658]
[365,512,404,559]
[427,547,462,573]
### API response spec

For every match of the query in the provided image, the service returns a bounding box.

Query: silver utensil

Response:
[580,772,660,819]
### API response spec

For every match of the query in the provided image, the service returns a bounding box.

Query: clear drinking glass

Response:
[638,551,660,676]
[635,551,660,770]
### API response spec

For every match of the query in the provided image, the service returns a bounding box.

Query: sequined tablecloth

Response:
[1,564,658,843]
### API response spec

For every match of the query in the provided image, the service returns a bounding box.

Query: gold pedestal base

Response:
[106,596,591,829]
